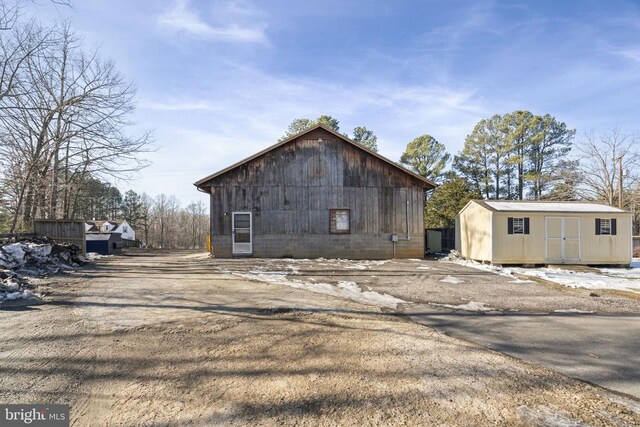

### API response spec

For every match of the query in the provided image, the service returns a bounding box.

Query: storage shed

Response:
[456,200,632,266]
[194,124,436,258]
[86,233,123,255]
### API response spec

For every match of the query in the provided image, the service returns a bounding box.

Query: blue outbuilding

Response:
[86,233,123,255]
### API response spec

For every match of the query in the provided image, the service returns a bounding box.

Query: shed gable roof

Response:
[194,124,436,191]
[467,200,628,214]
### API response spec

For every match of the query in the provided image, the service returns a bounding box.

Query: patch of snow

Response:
[416,266,432,270]
[24,243,53,261]
[86,252,113,260]
[344,263,368,270]
[442,255,640,292]
[231,271,406,308]
[440,275,463,284]
[279,258,389,270]
[3,243,26,263]
[553,309,595,314]
[511,278,534,284]
[598,259,640,279]
[435,301,496,312]
[285,266,301,275]
[0,289,39,303]
[517,405,592,427]
[280,258,311,263]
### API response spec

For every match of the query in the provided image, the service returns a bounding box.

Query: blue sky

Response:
[28,0,640,205]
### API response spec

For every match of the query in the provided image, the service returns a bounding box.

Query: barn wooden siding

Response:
[205,128,426,258]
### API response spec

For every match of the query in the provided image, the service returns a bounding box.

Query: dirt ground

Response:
[1,252,639,426]
[208,256,640,314]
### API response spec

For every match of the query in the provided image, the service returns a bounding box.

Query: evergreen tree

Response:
[122,190,142,229]
[454,126,494,198]
[351,126,378,152]
[425,177,481,228]
[316,115,340,132]
[455,111,575,200]
[400,134,450,183]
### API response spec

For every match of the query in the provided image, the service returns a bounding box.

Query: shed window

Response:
[596,218,617,235]
[330,209,350,234]
[508,217,530,235]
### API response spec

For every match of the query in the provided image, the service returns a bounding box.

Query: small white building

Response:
[85,220,136,241]
[456,200,632,266]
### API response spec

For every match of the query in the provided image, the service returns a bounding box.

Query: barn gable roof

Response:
[194,124,436,191]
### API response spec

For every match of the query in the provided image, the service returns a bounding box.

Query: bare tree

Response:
[575,129,640,206]
[0,23,153,231]
[0,1,71,31]
[186,200,207,248]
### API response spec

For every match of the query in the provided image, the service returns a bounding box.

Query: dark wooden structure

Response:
[195,125,436,258]
[33,219,86,255]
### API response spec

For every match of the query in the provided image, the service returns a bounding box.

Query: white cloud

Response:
[604,44,640,63]
[158,0,267,43]
[141,62,489,173]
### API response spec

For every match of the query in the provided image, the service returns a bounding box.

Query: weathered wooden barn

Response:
[195,124,436,258]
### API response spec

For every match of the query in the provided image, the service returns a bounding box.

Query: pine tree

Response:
[400,134,450,183]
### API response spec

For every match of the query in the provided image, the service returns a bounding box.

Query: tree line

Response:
[72,179,208,249]
[282,114,640,234]
[0,2,153,233]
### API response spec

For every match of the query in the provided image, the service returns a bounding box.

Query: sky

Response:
[25,0,640,206]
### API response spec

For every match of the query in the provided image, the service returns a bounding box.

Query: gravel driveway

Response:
[0,252,639,426]
[209,256,640,399]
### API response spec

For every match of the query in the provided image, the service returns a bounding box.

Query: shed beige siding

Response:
[492,213,632,264]
[457,201,492,262]
[458,200,633,265]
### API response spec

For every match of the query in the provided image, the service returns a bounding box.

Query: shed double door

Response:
[545,217,580,262]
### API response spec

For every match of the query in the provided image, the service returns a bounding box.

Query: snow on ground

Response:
[0,289,38,303]
[442,254,640,293]
[599,260,640,279]
[434,301,496,312]
[440,275,464,284]
[86,252,113,260]
[282,258,390,270]
[1,238,85,306]
[553,309,594,314]
[220,269,406,309]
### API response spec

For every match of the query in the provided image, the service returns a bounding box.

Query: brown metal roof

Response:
[194,124,437,191]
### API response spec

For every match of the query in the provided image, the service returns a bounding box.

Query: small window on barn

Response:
[330,209,350,234]
[508,217,529,235]
[596,218,616,235]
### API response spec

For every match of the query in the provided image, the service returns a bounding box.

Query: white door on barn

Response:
[545,217,580,262]
[232,212,252,255]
